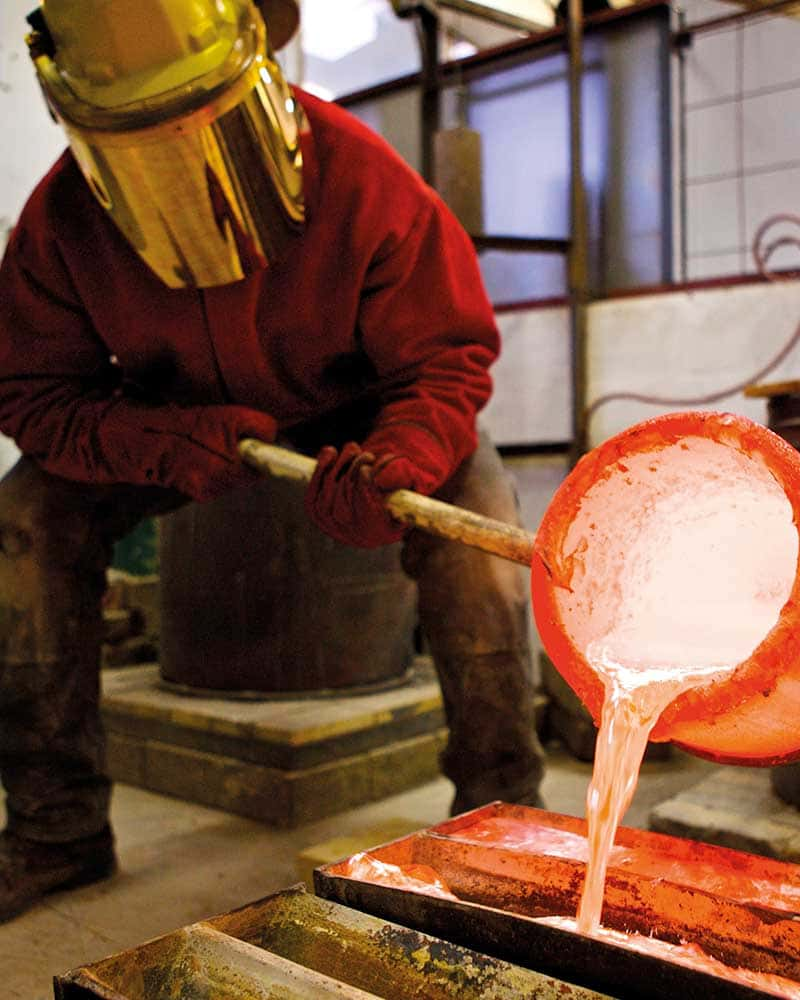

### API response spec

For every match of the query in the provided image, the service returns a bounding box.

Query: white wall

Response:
[483,307,572,446]
[1,2,67,235]
[587,280,800,442]
[675,0,800,281]
[482,278,800,463]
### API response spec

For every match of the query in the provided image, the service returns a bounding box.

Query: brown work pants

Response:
[0,433,544,843]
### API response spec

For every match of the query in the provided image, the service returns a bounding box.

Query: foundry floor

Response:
[0,742,723,1000]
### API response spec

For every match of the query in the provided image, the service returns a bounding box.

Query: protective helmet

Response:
[25,0,305,289]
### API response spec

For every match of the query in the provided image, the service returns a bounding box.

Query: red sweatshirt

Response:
[0,89,499,497]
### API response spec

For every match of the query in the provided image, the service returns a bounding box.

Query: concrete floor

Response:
[0,743,718,1000]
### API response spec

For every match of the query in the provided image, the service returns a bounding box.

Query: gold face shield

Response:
[26,0,305,289]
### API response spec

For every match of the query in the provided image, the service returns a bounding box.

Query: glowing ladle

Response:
[531,410,800,765]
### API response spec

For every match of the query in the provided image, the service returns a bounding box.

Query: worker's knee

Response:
[0,458,94,571]
[401,430,525,587]
[0,459,100,669]
[442,429,522,525]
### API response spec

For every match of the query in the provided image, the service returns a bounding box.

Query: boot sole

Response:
[54,854,118,893]
[0,855,118,923]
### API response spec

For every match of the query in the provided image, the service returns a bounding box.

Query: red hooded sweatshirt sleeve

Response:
[0,89,499,496]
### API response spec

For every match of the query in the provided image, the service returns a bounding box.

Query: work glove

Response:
[141,403,278,502]
[305,436,446,548]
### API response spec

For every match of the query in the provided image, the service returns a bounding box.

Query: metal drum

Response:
[158,473,418,697]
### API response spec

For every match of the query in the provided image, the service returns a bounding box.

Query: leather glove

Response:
[141,403,278,502]
[305,442,411,548]
[363,422,454,497]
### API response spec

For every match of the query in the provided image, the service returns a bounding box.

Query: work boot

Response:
[403,431,547,816]
[0,826,117,922]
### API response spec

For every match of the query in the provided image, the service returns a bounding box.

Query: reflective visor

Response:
[31,7,304,288]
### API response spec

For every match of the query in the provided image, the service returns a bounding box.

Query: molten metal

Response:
[319,802,800,999]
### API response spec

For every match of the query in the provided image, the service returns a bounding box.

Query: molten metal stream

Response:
[576,657,734,933]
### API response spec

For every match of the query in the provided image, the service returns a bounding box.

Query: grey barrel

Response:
[158,473,418,697]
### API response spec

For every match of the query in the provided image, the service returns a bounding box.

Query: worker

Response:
[0,0,544,922]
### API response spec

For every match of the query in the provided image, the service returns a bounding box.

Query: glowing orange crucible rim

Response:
[530,410,800,766]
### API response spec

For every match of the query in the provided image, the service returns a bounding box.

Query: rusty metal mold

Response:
[314,802,800,1000]
[54,882,608,999]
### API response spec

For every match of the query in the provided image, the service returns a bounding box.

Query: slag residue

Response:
[540,915,800,1000]
[340,852,457,900]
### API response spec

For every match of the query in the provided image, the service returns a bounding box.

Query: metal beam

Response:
[436,0,555,32]
[675,0,800,45]
[567,0,589,463]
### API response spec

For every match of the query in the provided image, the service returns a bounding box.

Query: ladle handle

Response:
[238,438,535,567]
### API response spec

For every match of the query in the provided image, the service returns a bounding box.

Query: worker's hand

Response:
[305,442,411,548]
[368,454,442,495]
[153,404,278,502]
[363,422,453,497]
